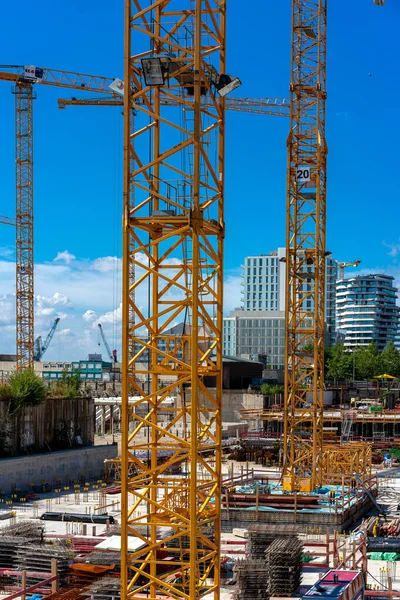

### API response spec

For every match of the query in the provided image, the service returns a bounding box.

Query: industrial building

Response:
[336,274,400,351]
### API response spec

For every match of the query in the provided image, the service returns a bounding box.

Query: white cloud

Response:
[0,293,15,325]
[98,303,122,325]
[36,292,72,308]
[0,250,244,361]
[54,250,76,264]
[223,273,242,314]
[92,256,121,272]
[383,240,400,258]
[82,309,98,323]
[58,328,73,337]
[0,246,14,258]
[36,307,56,317]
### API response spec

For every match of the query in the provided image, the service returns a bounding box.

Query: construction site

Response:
[1,1,400,600]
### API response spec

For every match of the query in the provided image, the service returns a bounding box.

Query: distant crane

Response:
[336,259,361,281]
[0,216,15,226]
[34,318,60,362]
[98,324,117,363]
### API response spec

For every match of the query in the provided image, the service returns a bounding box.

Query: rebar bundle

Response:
[265,537,303,597]
[1,520,44,541]
[234,558,269,600]
[88,576,121,600]
[16,541,71,587]
[0,536,31,568]
[246,523,298,559]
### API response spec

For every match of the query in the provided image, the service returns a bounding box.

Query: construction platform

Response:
[221,467,379,533]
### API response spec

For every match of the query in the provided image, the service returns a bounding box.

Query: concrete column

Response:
[101,406,106,435]
[110,405,114,435]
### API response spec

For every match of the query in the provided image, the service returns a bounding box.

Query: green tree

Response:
[326,343,353,381]
[8,369,47,414]
[380,341,400,378]
[353,343,380,380]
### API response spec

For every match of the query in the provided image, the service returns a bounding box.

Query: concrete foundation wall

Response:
[0,444,117,493]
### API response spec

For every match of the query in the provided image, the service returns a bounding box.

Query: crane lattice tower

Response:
[121,1,225,599]
[283,0,327,490]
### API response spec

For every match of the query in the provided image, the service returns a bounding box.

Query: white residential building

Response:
[336,274,400,351]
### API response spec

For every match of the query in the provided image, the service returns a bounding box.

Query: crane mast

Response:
[0,66,116,370]
[283,0,327,491]
[121,1,225,598]
[14,83,35,369]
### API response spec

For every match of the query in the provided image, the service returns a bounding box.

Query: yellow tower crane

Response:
[120,1,227,598]
[283,0,327,492]
[283,0,383,491]
[0,66,117,370]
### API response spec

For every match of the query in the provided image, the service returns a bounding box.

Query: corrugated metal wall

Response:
[0,397,95,457]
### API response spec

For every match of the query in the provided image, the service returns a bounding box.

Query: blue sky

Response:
[0,1,399,360]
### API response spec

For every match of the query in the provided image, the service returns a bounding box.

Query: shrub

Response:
[52,369,82,399]
[8,369,47,414]
[0,384,13,403]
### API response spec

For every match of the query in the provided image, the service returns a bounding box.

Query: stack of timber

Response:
[227,492,319,510]
[234,559,269,600]
[265,537,303,597]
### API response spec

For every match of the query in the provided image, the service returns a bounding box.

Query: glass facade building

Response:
[336,274,400,351]
[222,310,285,369]
[241,247,337,341]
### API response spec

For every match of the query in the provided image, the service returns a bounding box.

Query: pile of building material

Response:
[16,541,72,587]
[87,576,121,600]
[265,537,303,597]
[234,558,270,600]
[0,536,27,568]
[0,520,44,540]
[246,523,299,559]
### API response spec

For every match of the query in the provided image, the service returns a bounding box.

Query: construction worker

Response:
[373,518,380,537]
